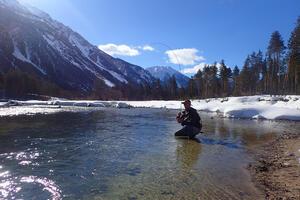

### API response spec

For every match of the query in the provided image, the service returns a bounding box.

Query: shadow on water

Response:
[175,134,242,149]
[195,136,242,149]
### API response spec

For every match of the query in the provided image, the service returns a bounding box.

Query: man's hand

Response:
[176,112,183,123]
[176,117,183,123]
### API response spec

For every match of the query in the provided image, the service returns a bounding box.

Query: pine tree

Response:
[92,78,108,99]
[287,17,300,94]
[248,51,264,94]
[178,87,186,100]
[210,63,219,97]
[202,65,210,98]
[232,66,240,96]
[194,69,203,98]
[152,79,163,99]
[143,83,152,100]
[261,58,268,94]
[0,72,4,98]
[188,78,196,98]
[0,72,3,89]
[166,75,178,99]
[219,60,229,97]
[226,67,232,95]
[240,56,251,95]
[201,64,219,98]
[267,31,285,94]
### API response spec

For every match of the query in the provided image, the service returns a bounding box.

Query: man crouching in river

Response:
[175,99,202,139]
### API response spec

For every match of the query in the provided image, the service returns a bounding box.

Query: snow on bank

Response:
[0,105,107,117]
[0,100,131,117]
[0,95,299,121]
[122,95,300,121]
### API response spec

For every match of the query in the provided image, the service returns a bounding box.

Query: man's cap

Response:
[181,99,191,104]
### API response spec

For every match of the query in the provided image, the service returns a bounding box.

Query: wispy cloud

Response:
[98,44,140,57]
[180,62,227,75]
[98,44,155,56]
[165,48,205,66]
[141,45,155,51]
[180,63,206,74]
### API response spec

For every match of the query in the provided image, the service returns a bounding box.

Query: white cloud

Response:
[165,48,205,66]
[98,44,155,56]
[142,45,155,51]
[180,62,231,75]
[98,44,140,57]
[180,63,207,74]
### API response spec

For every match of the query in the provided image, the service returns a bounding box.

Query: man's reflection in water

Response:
[176,140,202,171]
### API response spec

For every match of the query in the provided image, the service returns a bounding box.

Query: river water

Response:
[0,107,299,200]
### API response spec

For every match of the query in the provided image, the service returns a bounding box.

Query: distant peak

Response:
[147,66,178,72]
[0,0,19,6]
[0,0,51,20]
[17,0,51,19]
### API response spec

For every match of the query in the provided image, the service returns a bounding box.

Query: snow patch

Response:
[12,39,46,75]
[103,79,115,87]
[106,70,128,83]
[1,95,299,121]
[122,95,300,121]
[69,34,91,58]
[69,34,126,86]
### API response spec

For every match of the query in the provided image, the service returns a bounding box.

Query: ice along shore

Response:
[0,95,300,121]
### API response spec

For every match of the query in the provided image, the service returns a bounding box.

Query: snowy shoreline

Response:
[0,95,300,121]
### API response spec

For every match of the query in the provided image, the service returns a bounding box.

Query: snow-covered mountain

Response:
[146,66,190,88]
[0,0,154,93]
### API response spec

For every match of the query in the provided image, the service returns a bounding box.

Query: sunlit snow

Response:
[0,95,299,121]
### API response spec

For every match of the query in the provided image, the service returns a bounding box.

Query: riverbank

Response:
[124,95,300,121]
[249,133,300,199]
[1,95,299,120]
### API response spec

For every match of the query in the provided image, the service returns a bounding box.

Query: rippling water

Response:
[0,108,299,199]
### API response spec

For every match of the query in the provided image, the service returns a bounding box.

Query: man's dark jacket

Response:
[180,107,202,129]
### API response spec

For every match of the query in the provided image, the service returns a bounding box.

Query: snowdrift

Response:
[0,95,299,121]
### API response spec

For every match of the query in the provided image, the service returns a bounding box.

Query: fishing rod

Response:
[149,42,182,73]
[148,42,183,110]
[149,43,205,140]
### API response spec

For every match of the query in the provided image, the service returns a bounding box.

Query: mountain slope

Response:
[146,66,190,88]
[0,0,154,94]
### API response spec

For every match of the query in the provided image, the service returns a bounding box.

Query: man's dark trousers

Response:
[175,125,200,139]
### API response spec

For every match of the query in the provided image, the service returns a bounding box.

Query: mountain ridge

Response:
[0,0,155,96]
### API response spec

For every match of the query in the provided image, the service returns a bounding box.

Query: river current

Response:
[0,107,299,199]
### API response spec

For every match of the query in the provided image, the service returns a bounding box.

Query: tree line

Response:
[0,69,74,99]
[92,75,186,100]
[186,16,300,98]
[0,68,184,100]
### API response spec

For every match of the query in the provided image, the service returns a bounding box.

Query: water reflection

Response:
[199,114,290,149]
[0,170,62,200]
[20,176,62,199]
[176,140,202,170]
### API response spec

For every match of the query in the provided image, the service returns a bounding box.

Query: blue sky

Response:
[19,0,300,75]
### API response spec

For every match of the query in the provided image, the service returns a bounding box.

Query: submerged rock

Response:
[114,102,132,109]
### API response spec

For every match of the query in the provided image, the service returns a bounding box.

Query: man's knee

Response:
[174,131,180,136]
[174,126,188,136]
[175,126,199,139]
[175,129,185,136]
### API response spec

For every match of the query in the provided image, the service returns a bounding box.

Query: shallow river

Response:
[0,108,299,200]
